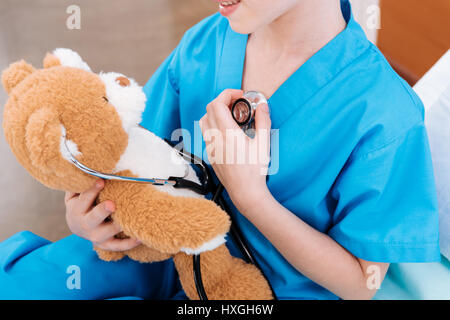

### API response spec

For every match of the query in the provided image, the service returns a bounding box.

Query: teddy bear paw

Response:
[180,234,227,255]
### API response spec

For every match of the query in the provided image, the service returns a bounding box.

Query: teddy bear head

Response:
[2,49,146,192]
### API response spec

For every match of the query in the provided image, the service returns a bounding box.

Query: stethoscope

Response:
[62,91,277,300]
[231,91,268,136]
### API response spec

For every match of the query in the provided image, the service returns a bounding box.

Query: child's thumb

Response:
[255,104,271,154]
[255,103,271,132]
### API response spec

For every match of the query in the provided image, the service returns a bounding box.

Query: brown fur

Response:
[43,53,63,69]
[2,61,128,192]
[2,60,35,94]
[98,170,231,254]
[1,52,273,300]
[174,245,273,300]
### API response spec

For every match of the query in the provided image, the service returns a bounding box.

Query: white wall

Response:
[350,0,380,44]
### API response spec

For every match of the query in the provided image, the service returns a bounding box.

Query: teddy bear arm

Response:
[98,172,231,254]
[173,245,274,300]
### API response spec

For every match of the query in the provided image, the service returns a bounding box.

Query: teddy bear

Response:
[1,48,273,300]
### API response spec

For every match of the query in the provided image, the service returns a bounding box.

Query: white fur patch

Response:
[52,48,91,72]
[60,125,82,162]
[181,234,226,255]
[99,72,147,133]
[114,126,202,198]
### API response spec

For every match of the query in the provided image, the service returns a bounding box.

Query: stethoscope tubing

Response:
[62,130,277,300]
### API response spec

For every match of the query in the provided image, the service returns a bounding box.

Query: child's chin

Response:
[228,19,257,35]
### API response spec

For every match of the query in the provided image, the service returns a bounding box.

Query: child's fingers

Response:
[90,222,122,245]
[255,103,272,148]
[216,89,243,108]
[97,237,142,252]
[206,89,243,130]
[84,201,115,229]
[76,179,104,214]
[64,191,78,203]
[255,103,271,132]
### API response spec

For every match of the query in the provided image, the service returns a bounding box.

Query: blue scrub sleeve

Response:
[140,46,181,140]
[328,123,441,263]
[0,231,183,300]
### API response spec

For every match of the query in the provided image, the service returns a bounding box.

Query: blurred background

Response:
[0,0,449,242]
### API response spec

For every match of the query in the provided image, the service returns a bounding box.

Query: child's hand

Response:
[64,179,141,251]
[199,89,272,214]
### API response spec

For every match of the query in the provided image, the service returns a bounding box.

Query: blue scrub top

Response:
[141,0,440,299]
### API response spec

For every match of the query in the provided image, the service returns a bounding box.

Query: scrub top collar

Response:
[215,0,371,129]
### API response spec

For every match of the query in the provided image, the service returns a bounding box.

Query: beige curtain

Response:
[0,0,215,242]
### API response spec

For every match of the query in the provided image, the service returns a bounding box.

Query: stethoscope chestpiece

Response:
[231,91,268,136]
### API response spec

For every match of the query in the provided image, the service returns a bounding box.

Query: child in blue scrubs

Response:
[0,0,440,299]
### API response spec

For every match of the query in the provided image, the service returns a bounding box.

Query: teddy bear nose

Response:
[116,76,130,87]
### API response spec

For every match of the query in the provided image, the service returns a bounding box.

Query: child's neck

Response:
[250,0,347,62]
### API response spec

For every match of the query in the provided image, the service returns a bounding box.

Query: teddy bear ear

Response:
[1,60,36,94]
[43,53,62,68]
[45,48,91,72]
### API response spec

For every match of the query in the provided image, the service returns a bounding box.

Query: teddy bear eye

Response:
[103,96,109,103]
